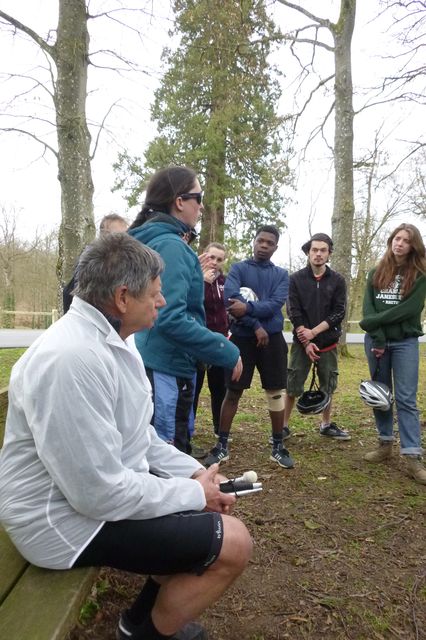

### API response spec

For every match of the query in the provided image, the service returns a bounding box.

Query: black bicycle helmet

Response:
[296,363,330,415]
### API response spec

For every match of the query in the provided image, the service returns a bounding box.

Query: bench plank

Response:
[0,386,8,446]
[0,528,28,603]
[0,565,96,640]
[0,385,97,639]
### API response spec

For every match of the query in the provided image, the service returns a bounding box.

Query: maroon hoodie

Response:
[204,272,228,335]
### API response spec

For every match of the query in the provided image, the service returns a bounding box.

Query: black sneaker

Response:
[268,426,292,446]
[270,446,294,469]
[116,612,208,640]
[204,443,229,467]
[320,422,351,441]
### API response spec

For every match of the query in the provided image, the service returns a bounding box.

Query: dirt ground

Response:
[68,388,426,640]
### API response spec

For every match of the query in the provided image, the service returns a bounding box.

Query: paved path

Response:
[1,329,424,348]
[0,328,384,348]
[0,329,45,348]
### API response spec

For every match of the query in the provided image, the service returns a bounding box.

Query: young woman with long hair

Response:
[360,223,426,484]
[128,166,242,455]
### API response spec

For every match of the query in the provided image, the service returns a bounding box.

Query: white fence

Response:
[0,309,59,328]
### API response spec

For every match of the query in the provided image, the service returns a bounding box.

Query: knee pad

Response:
[264,389,285,412]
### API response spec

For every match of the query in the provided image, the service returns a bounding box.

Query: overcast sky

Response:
[0,0,425,267]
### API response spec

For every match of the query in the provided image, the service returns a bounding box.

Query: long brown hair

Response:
[129,166,197,230]
[373,223,426,296]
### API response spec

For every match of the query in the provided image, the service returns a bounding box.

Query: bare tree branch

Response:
[276,0,332,28]
[378,140,426,182]
[90,100,120,160]
[1,127,58,158]
[279,33,334,52]
[0,11,55,59]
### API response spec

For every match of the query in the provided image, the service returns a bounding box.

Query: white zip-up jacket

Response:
[0,297,205,569]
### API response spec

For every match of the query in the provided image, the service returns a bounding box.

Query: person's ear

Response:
[174,196,184,213]
[113,285,129,314]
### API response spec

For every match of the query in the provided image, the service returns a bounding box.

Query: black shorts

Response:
[225,332,288,390]
[73,511,223,576]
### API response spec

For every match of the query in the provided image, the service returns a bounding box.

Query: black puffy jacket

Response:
[287,265,346,349]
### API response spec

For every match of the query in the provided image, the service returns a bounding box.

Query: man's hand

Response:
[305,342,320,362]
[255,326,269,347]
[227,298,247,318]
[296,326,314,344]
[194,464,236,514]
[371,347,385,358]
[231,356,243,381]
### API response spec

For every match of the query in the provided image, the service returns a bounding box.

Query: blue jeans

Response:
[364,335,423,455]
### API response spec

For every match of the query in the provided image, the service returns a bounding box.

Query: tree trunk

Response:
[331,0,356,350]
[200,158,226,250]
[55,0,95,286]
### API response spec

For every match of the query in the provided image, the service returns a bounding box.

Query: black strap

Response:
[371,359,381,381]
[308,363,320,391]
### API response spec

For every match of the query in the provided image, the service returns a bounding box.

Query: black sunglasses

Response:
[178,192,203,205]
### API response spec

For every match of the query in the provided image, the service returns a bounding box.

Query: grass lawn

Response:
[1,344,425,639]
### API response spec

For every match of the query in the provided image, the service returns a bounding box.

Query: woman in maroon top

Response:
[193,243,228,436]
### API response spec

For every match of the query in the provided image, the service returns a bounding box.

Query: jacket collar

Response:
[306,263,331,279]
[70,297,124,345]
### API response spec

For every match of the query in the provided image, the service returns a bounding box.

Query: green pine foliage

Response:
[114,0,292,252]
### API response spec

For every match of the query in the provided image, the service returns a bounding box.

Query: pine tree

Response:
[115,0,291,251]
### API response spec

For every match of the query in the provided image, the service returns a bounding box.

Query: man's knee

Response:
[218,515,253,573]
[264,389,285,412]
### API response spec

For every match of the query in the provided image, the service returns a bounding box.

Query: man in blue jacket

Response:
[205,225,294,469]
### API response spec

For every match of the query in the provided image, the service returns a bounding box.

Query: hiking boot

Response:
[191,445,208,460]
[405,455,426,485]
[364,441,393,463]
[268,426,292,445]
[270,446,294,469]
[204,443,229,467]
[320,422,351,441]
[116,612,208,640]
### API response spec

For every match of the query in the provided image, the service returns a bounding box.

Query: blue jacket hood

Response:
[128,212,191,245]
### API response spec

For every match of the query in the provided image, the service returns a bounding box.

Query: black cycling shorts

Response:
[73,511,223,576]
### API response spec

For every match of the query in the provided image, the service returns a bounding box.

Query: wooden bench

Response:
[0,386,97,640]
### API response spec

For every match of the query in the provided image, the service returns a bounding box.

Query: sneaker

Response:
[270,446,294,469]
[268,426,292,446]
[204,443,229,467]
[319,422,351,441]
[116,612,208,640]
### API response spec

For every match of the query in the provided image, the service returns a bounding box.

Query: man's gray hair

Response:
[74,233,164,307]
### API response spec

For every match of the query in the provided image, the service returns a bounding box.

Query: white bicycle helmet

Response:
[359,380,393,411]
[239,287,258,302]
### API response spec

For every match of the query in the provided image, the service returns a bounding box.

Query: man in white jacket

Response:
[0,234,252,640]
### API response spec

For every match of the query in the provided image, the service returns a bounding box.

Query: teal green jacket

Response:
[129,213,239,378]
[360,269,426,348]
